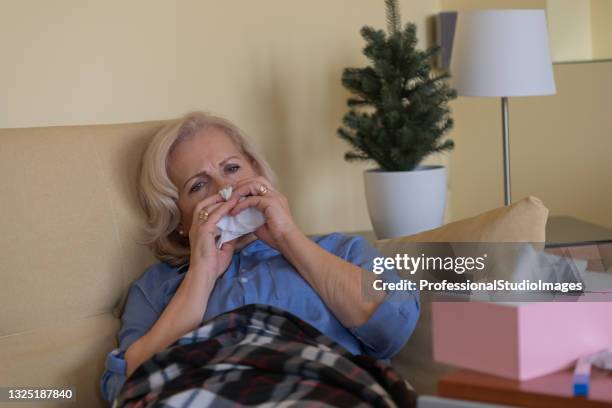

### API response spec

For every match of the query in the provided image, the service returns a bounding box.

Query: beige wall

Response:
[547,0,592,62]
[447,61,612,230]
[440,0,546,11]
[591,0,612,60]
[0,0,435,128]
[0,0,439,235]
[2,0,610,234]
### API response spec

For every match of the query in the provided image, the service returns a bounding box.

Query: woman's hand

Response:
[228,176,302,251]
[188,193,242,280]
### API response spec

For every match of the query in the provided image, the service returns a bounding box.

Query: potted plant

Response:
[337,0,457,239]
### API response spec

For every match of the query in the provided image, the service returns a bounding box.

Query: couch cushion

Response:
[0,121,165,336]
[0,313,120,408]
[375,195,548,252]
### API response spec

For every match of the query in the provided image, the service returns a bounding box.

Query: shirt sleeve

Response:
[337,233,420,360]
[100,282,162,405]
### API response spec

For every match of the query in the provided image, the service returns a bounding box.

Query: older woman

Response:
[100,112,419,404]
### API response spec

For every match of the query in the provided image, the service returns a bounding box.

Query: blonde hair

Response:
[137,111,278,266]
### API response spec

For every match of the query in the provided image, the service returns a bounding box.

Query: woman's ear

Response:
[172,226,189,247]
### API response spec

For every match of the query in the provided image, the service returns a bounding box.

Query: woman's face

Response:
[167,127,260,233]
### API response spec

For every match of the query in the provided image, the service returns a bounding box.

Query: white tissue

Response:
[511,244,587,286]
[214,186,265,248]
[579,347,612,371]
[592,349,612,371]
[219,186,233,201]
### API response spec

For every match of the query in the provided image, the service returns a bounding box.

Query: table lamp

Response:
[449,10,556,205]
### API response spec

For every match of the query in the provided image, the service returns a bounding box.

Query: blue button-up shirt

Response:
[100,232,419,404]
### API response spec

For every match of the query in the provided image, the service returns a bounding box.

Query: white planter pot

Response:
[364,165,447,239]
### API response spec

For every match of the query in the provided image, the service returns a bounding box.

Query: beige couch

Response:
[0,120,548,407]
[0,121,169,407]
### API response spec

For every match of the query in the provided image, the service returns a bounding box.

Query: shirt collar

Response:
[177,263,190,274]
[240,238,268,255]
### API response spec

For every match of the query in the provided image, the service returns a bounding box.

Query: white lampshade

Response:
[450,10,556,97]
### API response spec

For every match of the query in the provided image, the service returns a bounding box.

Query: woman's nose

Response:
[208,175,233,194]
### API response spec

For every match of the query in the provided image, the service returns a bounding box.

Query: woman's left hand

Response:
[228,176,302,251]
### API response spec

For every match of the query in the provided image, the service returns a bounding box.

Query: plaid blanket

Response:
[113,304,416,407]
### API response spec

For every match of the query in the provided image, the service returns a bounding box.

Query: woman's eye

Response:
[226,165,240,173]
[189,181,205,194]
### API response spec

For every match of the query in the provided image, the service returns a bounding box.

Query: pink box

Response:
[432,301,612,380]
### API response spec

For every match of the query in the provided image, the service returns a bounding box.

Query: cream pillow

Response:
[375,195,548,253]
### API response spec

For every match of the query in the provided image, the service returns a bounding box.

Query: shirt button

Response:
[239,277,248,283]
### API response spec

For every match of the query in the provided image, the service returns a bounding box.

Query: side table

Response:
[438,368,612,408]
[344,215,612,245]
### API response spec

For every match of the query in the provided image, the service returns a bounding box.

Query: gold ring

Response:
[198,209,209,223]
[258,184,268,195]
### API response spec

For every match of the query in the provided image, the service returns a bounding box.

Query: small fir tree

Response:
[337,0,457,171]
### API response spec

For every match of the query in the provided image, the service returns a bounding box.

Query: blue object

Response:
[572,355,592,397]
[100,232,420,404]
[573,373,589,396]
